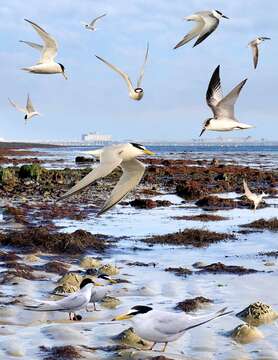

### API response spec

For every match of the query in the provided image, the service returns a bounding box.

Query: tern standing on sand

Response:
[199,65,254,136]
[21,19,67,79]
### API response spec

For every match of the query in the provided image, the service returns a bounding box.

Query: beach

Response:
[0,144,278,360]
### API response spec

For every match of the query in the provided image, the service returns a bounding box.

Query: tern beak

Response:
[112,313,132,321]
[144,149,155,155]
[94,282,103,287]
[222,15,229,19]
[62,72,68,80]
[199,128,206,137]
[108,279,117,284]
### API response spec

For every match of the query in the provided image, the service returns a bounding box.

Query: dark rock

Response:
[75,156,95,164]
[172,214,228,222]
[176,180,207,200]
[37,261,70,275]
[18,164,43,180]
[196,196,236,210]
[40,345,82,360]
[197,262,259,275]
[129,198,172,209]
[241,218,278,231]
[176,296,213,312]
[165,267,193,277]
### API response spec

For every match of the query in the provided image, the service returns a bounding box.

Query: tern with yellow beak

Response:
[20,19,67,79]
[113,305,233,352]
[24,278,98,320]
[59,143,155,215]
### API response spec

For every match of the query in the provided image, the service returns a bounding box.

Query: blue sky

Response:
[0,0,277,141]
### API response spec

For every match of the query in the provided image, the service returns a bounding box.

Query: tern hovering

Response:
[24,278,96,320]
[82,13,107,31]
[174,10,228,49]
[8,94,41,123]
[248,37,271,69]
[113,305,232,352]
[59,143,155,215]
[95,43,149,101]
[243,179,266,211]
[20,19,67,79]
[200,65,254,136]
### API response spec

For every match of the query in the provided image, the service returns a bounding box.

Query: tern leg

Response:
[150,342,156,351]
[93,302,101,311]
[69,312,72,320]
[162,342,168,352]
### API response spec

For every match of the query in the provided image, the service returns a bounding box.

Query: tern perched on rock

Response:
[59,143,155,215]
[200,65,254,136]
[113,305,233,352]
[95,44,149,101]
[248,37,271,69]
[243,180,266,211]
[20,19,67,79]
[24,278,96,320]
[8,94,41,123]
[82,14,107,31]
[174,10,228,49]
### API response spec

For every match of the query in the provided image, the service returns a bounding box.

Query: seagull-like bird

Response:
[95,44,149,101]
[82,13,107,31]
[113,305,233,352]
[20,19,67,79]
[59,143,155,215]
[8,94,41,123]
[174,10,228,49]
[243,179,266,211]
[200,65,254,136]
[24,279,95,320]
[248,37,271,69]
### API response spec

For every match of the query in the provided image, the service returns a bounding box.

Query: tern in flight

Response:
[174,10,228,49]
[82,13,107,31]
[9,94,41,123]
[243,179,267,211]
[248,37,271,69]
[200,65,254,136]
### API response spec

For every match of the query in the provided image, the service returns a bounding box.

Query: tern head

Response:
[79,278,102,289]
[199,118,213,137]
[135,87,144,94]
[261,191,267,197]
[112,305,153,321]
[24,114,28,120]
[98,273,117,284]
[130,143,155,156]
[58,63,68,80]
[212,10,229,19]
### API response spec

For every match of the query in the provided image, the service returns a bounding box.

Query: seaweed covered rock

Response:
[99,263,119,276]
[80,256,102,269]
[129,198,172,209]
[241,218,278,231]
[176,180,207,200]
[197,262,259,275]
[231,323,264,344]
[176,296,213,312]
[113,327,151,349]
[18,164,43,180]
[236,302,278,326]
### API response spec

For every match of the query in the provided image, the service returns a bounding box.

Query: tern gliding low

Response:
[59,143,155,215]
[174,10,228,49]
[243,179,266,211]
[113,305,233,352]
[21,19,67,79]
[95,44,149,101]
[9,94,41,123]
[248,37,271,69]
[200,65,254,136]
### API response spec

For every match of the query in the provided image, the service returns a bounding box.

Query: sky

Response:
[0,0,277,142]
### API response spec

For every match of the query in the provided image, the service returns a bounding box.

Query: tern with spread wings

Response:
[248,37,271,69]
[243,179,266,211]
[20,19,67,79]
[200,65,254,136]
[95,44,149,101]
[59,143,155,215]
[174,10,228,49]
[24,279,95,320]
[82,13,107,31]
[113,305,233,352]
[9,94,41,123]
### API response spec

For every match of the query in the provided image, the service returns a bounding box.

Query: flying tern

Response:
[174,10,228,49]
[82,13,107,31]
[248,37,271,69]
[8,94,41,123]
[243,179,266,211]
[200,65,254,136]
[95,44,149,101]
[113,305,233,352]
[20,19,67,79]
[59,143,155,215]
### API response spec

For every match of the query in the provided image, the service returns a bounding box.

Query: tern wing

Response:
[193,15,219,47]
[8,98,26,113]
[97,158,145,216]
[137,43,149,88]
[26,94,35,113]
[216,78,248,119]
[25,293,87,312]
[243,180,254,200]
[90,13,107,26]
[59,148,122,201]
[174,17,205,49]
[251,44,259,69]
[24,19,58,63]
[19,40,43,51]
[95,55,134,94]
[206,65,223,116]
